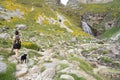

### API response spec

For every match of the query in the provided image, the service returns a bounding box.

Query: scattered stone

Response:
[29,65,40,73]
[0,56,4,61]
[60,74,74,80]
[15,64,28,78]
[39,33,45,37]
[27,59,34,67]
[30,37,37,42]
[0,61,7,73]
[16,24,28,30]
[88,61,98,68]
[36,68,55,80]
[0,33,10,39]
[0,9,24,20]
[0,27,9,33]
[36,16,44,24]
[98,68,120,80]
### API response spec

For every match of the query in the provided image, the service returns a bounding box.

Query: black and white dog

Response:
[20,53,27,64]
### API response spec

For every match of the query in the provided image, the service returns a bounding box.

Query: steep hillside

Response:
[50,0,120,41]
[0,0,120,80]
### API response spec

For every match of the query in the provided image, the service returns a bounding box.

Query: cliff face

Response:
[67,0,113,5]
[45,0,113,6]
[81,12,120,36]
[67,0,113,9]
[77,0,113,4]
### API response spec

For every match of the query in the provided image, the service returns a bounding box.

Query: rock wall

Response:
[67,0,113,6]
[81,12,120,36]
[66,0,113,9]
[78,0,113,4]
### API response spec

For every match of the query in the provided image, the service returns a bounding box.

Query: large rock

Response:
[0,33,10,39]
[70,0,113,4]
[0,56,4,61]
[98,68,120,80]
[16,24,28,30]
[81,12,120,36]
[0,9,24,20]
[27,59,34,67]
[0,61,7,73]
[67,0,113,9]
[60,74,74,80]
[0,27,9,33]
[36,68,55,80]
[29,65,40,73]
[15,64,28,78]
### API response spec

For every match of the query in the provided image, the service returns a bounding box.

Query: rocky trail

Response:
[8,46,98,80]
[0,40,119,80]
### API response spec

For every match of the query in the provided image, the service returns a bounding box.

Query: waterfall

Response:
[61,0,69,5]
[81,21,93,35]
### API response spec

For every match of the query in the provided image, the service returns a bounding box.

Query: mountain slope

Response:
[0,0,120,80]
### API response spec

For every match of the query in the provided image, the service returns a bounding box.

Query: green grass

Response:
[0,49,16,80]
[0,49,15,61]
[101,56,112,63]
[56,64,69,71]
[0,39,12,48]
[69,74,86,80]
[69,54,104,80]
[29,50,43,58]
[101,50,109,55]
[54,72,63,80]
[0,63,16,80]
[40,66,46,72]
[102,27,120,39]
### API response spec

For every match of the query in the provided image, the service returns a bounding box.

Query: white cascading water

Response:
[81,21,93,35]
[61,0,69,5]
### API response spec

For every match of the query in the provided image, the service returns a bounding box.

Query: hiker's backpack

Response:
[14,35,21,45]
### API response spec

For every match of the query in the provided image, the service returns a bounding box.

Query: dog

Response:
[20,53,27,64]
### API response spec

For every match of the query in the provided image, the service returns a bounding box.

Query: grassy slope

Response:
[0,0,89,79]
[102,27,120,39]
[56,0,120,40]
[1,0,119,80]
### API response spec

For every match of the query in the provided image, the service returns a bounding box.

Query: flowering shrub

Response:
[22,41,39,50]
[1,0,27,13]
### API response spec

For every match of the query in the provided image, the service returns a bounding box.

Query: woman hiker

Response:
[12,30,22,62]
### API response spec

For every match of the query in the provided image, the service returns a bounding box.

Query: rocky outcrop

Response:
[98,68,120,80]
[0,9,24,21]
[81,43,120,69]
[15,64,28,78]
[69,0,113,4]
[81,12,120,36]
[67,0,113,9]
[16,24,28,30]
[36,68,55,80]
[0,33,10,39]
[77,0,113,4]
[60,74,74,80]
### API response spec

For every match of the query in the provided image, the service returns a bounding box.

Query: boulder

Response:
[15,64,28,78]
[29,65,40,73]
[0,27,9,33]
[0,56,4,61]
[98,68,120,80]
[27,59,34,67]
[16,24,28,30]
[0,33,10,39]
[36,68,55,80]
[0,61,7,73]
[60,74,74,80]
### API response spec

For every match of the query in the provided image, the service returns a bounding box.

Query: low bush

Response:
[22,41,39,50]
